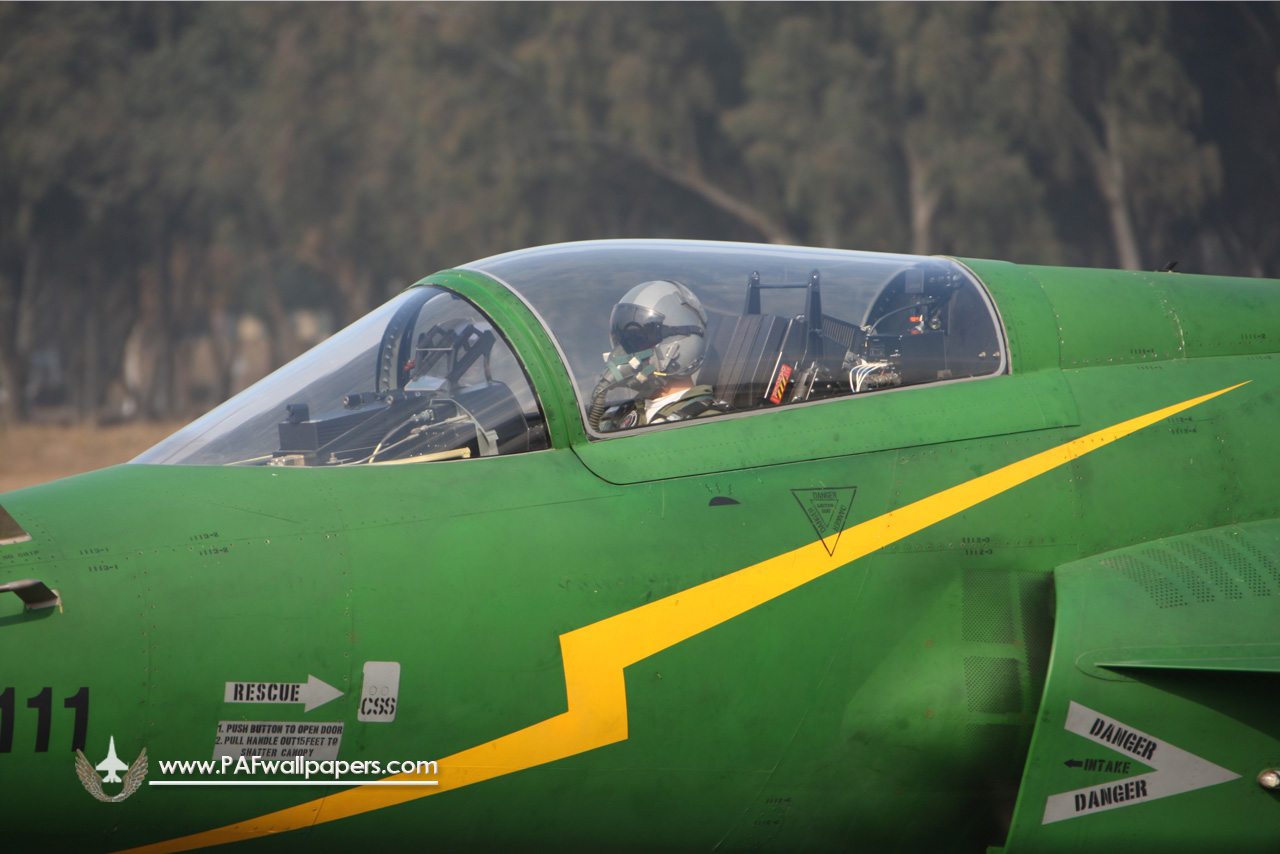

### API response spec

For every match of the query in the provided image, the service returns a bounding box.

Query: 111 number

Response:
[0,687,89,753]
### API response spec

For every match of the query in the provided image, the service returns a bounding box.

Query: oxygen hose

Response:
[586,358,665,430]
[588,376,614,431]
[588,348,661,431]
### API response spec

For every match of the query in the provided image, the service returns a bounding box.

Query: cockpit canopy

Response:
[468,241,1006,435]
[134,241,1006,467]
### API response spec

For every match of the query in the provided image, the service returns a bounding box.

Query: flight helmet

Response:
[608,280,708,377]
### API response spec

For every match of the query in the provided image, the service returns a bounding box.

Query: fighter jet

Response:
[1,240,1277,853]
[95,736,130,784]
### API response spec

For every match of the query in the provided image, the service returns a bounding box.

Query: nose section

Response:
[0,475,184,850]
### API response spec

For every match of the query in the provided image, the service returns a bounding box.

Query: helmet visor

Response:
[610,303,666,354]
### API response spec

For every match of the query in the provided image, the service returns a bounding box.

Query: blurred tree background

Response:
[1,2,1277,426]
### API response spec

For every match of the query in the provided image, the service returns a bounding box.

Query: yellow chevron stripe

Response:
[122,382,1245,853]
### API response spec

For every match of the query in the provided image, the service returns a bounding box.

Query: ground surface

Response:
[0,422,184,493]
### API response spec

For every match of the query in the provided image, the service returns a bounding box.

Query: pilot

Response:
[589,280,724,432]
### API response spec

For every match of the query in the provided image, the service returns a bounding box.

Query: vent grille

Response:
[1170,540,1244,600]
[1107,554,1188,608]
[1106,529,1280,607]
[962,569,1015,643]
[965,656,1021,713]
[1147,548,1216,603]
[1200,534,1272,597]
[1236,536,1280,588]
[1019,573,1053,700]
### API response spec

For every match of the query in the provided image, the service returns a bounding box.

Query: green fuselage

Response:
[2,254,1278,852]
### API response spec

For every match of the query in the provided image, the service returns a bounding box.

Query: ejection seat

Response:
[697,270,863,409]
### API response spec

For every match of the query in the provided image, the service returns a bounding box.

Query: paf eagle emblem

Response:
[75,736,147,803]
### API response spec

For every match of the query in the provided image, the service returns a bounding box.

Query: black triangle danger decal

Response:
[791,487,858,556]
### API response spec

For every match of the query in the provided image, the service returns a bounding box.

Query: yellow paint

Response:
[121,382,1246,853]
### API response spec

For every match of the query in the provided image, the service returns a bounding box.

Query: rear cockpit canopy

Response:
[467,241,1006,435]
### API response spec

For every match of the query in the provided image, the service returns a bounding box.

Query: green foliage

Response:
[0,1,1274,423]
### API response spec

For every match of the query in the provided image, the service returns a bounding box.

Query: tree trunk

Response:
[904,140,942,256]
[0,240,37,424]
[258,248,298,370]
[145,222,175,419]
[594,134,798,245]
[78,261,101,425]
[331,255,373,329]
[1090,108,1143,271]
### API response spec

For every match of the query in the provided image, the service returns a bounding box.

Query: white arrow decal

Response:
[1042,701,1240,824]
[223,675,344,712]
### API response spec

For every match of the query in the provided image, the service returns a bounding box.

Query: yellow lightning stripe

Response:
[123,382,1245,853]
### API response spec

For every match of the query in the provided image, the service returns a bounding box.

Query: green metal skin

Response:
[1,253,1278,853]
